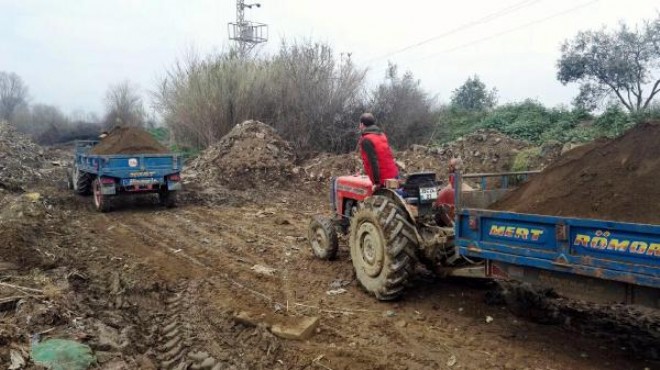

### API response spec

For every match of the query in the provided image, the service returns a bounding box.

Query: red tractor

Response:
[309,169,477,300]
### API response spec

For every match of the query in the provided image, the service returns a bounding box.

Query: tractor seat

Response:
[402,172,437,197]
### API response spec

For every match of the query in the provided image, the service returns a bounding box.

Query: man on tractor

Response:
[357,113,399,189]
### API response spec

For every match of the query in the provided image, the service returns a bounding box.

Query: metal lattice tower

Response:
[228,0,268,57]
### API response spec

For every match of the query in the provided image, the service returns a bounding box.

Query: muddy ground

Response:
[1,153,658,370]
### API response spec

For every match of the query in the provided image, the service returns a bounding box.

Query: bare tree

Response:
[0,71,29,122]
[370,64,437,148]
[154,41,367,152]
[104,81,145,128]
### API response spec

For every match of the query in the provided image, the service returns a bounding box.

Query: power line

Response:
[365,0,543,64]
[414,0,599,63]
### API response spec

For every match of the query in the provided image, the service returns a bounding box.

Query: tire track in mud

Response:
[157,209,470,369]
[143,208,482,369]
[85,205,655,370]
[157,288,226,370]
[98,208,403,368]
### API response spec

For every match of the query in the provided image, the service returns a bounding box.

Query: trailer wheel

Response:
[159,190,177,208]
[76,170,93,196]
[92,178,111,212]
[349,195,418,301]
[308,215,339,260]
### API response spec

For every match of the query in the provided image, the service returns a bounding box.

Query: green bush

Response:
[512,147,541,172]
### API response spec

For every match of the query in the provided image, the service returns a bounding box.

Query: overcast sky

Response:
[1,0,659,116]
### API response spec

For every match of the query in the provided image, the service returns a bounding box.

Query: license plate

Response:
[419,187,438,201]
[122,178,157,186]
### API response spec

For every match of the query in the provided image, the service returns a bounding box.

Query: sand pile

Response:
[90,126,169,155]
[491,122,660,224]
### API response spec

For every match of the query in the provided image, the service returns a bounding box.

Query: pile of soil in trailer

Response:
[90,126,169,155]
[490,122,660,224]
[184,120,295,189]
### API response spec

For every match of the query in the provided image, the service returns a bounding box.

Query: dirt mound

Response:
[300,153,362,181]
[399,129,555,178]
[491,122,660,224]
[184,121,295,189]
[0,121,46,192]
[90,126,169,155]
[300,129,551,185]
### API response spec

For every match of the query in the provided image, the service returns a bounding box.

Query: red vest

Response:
[359,128,399,185]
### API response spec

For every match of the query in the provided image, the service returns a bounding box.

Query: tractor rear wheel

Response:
[308,215,339,260]
[349,195,418,300]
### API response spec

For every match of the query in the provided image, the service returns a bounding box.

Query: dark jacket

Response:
[358,125,398,186]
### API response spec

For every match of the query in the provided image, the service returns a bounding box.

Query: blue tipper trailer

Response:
[454,171,660,308]
[68,140,183,212]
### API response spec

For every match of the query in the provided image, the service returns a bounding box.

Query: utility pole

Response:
[228,0,268,58]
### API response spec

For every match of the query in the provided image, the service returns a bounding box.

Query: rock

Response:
[325,288,347,295]
[410,144,429,153]
[95,322,128,351]
[270,316,320,340]
[9,349,25,370]
[328,279,350,289]
[395,320,407,328]
[274,216,290,225]
[485,316,494,324]
[447,354,457,367]
[250,264,277,277]
[23,192,41,202]
[232,311,265,327]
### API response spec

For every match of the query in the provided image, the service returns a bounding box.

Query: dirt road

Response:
[2,169,656,370]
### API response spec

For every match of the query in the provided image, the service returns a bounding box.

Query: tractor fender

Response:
[373,188,415,220]
[372,188,426,246]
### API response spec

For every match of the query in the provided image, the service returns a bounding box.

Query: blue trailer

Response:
[454,171,660,309]
[68,140,183,212]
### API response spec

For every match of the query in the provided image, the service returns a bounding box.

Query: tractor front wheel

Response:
[308,215,339,260]
[349,195,418,301]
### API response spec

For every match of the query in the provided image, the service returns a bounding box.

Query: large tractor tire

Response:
[349,195,418,301]
[308,215,339,260]
[75,169,93,196]
[92,178,111,213]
